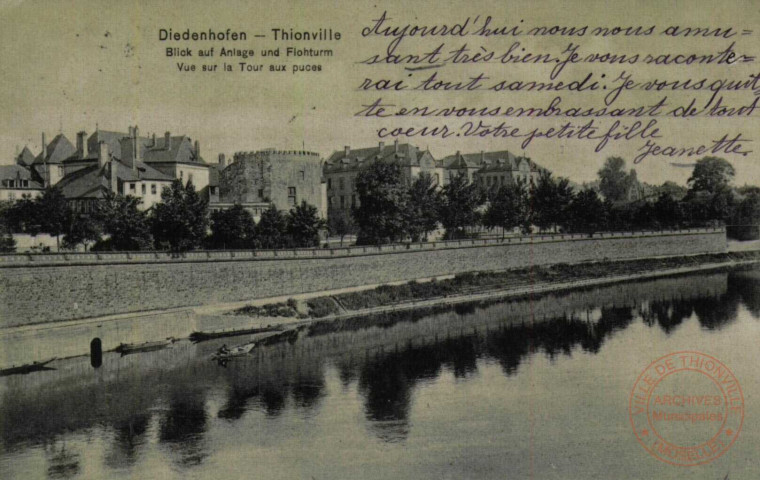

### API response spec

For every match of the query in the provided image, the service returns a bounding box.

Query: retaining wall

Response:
[0,229,726,327]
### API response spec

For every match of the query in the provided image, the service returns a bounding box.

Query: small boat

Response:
[0,358,56,377]
[114,338,175,355]
[211,343,256,361]
[190,325,284,343]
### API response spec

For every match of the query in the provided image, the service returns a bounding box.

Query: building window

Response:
[300,170,305,180]
[23,180,28,188]
[327,178,332,190]
[180,170,184,179]
[288,187,296,205]
[328,196,333,207]
[130,183,136,191]
[188,173,193,184]
[339,178,344,191]
[434,173,440,185]
[8,192,15,201]
[141,184,146,195]
[151,184,157,194]
[258,188,264,199]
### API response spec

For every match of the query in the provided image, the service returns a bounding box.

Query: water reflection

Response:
[2,269,760,478]
[159,390,209,467]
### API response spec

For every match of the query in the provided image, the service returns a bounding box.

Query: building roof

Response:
[441,150,545,174]
[324,142,432,172]
[33,134,76,165]
[0,164,44,189]
[16,147,36,167]
[56,159,173,200]
[87,130,207,166]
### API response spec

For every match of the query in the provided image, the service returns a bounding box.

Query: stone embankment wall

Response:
[0,229,726,328]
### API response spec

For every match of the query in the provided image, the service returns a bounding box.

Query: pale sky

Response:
[0,0,758,186]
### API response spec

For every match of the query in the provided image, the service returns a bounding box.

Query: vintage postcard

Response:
[0,0,759,478]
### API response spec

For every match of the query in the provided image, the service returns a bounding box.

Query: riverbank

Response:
[229,251,760,324]
[2,250,759,368]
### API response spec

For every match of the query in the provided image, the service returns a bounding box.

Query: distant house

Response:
[440,150,544,190]
[32,133,76,187]
[56,140,174,212]
[0,164,44,202]
[323,140,440,213]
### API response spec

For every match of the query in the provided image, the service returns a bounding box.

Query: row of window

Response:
[2,179,31,188]
[327,195,357,208]
[327,177,354,192]
[128,183,159,195]
[477,174,534,187]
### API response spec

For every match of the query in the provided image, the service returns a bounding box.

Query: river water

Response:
[2,269,759,479]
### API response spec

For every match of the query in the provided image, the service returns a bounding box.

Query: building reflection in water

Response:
[2,269,760,474]
[159,389,209,467]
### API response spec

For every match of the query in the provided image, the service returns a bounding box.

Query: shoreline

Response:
[1,251,759,366]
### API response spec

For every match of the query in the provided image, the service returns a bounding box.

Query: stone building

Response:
[32,133,75,187]
[323,140,440,213]
[441,150,544,190]
[214,149,326,221]
[56,140,174,212]
[0,148,45,201]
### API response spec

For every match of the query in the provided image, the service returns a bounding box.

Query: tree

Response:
[151,180,209,251]
[208,204,257,249]
[405,173,441,241]
[653,193,683,228]
[353,162,409,245]
[483,181,530,238]
[531,171,574,232]
[598,156,630,203]
[257,204,288,249]
[688,157,735,194]
[63,213,102,251]
[287,201,325,247]
[36,187,71,250]
[566,188,607,234]
[93,193,153,250]
[327,208,356,246]
[438,173,484,239]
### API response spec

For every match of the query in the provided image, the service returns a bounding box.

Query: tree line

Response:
[0,179,325,252]
[339,155,758,245]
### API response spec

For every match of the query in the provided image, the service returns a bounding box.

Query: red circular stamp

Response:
[629,351,744,466]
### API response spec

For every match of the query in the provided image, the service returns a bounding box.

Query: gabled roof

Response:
[16,147,36,167]
[324,142,431,171]
[33,134,76,165]
[88,130,127,158]
[56,159,173,200]
[143,135,205,165]
[87,130,207,166]
[0,164,44,189]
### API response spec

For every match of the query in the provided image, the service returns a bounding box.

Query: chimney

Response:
[110,159,118,193]
[394,138,399,153]
[164,132,171,151]
[379,141,384,151]
[77,131,88,159]
[218,153,226,167]
[481,150,485,162]
[132,125,140,171]
[344,145,350,157]
[41,132,47,160]
[98,141,108,168]
[194,140,200,161]
[152,133,156,147]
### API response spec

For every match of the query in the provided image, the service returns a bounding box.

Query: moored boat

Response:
[114,338,175,355]
[0,358,56,377]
